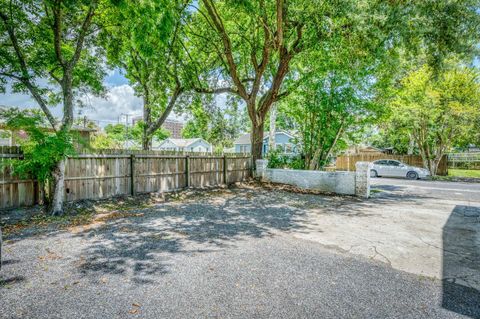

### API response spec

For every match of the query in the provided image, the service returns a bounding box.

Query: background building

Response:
[132,116,184,139]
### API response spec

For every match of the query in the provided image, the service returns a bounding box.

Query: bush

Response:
[266,150,305,170]
[0,109,76,203]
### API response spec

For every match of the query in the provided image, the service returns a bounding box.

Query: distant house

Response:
[0,125,97,149]
[233,131,297,155]
[153,138,213,152]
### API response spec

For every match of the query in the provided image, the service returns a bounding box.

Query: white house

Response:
[153,138,213,152]
[233,131,297,155]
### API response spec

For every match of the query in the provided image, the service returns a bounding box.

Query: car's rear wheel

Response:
[406,171,418,180]
[370,169,378,178]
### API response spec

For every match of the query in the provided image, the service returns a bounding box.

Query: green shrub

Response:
[0,109,76,202]
[266,150,305,170]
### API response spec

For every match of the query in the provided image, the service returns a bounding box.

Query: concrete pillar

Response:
[355,161,372,198]
[256,159,268,179]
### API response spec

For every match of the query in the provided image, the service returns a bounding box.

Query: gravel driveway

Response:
[0,184,478,318]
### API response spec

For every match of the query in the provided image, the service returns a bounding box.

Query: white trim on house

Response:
[154,138,213,152]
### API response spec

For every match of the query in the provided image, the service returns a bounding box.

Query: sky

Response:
[1,69,147,128]
[1,67,231,128]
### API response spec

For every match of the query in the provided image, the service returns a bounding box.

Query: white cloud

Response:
[77,85,143,126]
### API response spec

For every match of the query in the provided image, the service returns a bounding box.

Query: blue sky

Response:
[1,68,145,127]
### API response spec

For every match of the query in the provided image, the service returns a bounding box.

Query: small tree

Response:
[0,0,110,214]
[391,63,480,175]
[0,109,76,205]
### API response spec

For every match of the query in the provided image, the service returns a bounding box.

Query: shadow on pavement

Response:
[442,205,480,317]
[73,188,307,283]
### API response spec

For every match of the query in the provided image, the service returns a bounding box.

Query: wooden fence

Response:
[1,146,252,209]
[335,154,448,176]
[0,146,39,209]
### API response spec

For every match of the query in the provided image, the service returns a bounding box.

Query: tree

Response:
[182,95,247,150]
[390,63,480,175]
[0,108,76,205]
[280,70,381,170]
[188,0,480,165]
[102,122,169,148]
[0,0,109,214]
[103,0,196,150]
[188,0,316,163]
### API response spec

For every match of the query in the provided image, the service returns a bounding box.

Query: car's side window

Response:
[376,160,388,165]
[388,161,400,166]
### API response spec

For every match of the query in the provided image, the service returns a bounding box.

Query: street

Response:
[371,178,480,202]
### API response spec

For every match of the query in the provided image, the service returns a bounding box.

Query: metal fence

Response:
[447,152,480,170]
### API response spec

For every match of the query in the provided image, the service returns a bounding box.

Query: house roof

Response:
[0,123,97,132]
[233,133,251,145]
[157,138,210,148]
[233,131,294,145]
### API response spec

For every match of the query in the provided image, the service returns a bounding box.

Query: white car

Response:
[370,159,430,180]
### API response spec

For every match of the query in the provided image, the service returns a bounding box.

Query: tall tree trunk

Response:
[49,74,74,215]
[309,147,322,170]
[142,95,152,150]
[251,119,265,167]
[61,73,74,130]
[50,159,66,215]
[269,104,277,153]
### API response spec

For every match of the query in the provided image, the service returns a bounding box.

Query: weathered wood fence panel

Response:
[0,148,252,209]
[0,146,38,209]
[335,154,448,176]
[134,155,187,194]
[64,155,132,201]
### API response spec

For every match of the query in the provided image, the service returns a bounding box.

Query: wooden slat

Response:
[0,148,251,209]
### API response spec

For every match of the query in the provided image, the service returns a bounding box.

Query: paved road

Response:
[1,186,479,318]
[371,178,480,202]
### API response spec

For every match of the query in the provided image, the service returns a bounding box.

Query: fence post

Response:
[130,154,136,196]
[223,155,228,185]
[185,155,190,188]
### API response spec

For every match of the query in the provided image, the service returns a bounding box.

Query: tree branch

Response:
[69,1,96,68]
[146,84,184,136]
[0,10,57,130]
[203,0,249,100]
[52,0,65,67]
[194,86,238,94]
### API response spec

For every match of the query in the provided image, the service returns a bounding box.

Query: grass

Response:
[448,169,480,178]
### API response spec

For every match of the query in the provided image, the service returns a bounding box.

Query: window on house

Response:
[285,144,292,153]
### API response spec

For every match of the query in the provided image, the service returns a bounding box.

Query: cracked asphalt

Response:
[0,182,479,318]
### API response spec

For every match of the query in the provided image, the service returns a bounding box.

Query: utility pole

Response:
[120,113,130,149]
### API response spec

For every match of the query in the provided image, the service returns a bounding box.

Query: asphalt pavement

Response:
[371,177,480,202]
[1,185,478,318]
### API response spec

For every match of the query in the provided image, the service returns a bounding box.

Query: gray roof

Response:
[233,133,251,145]
[233,131,294,145]
[157,138,210,148]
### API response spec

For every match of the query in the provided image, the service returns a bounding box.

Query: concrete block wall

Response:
[256,160,371,198]
[355,161,372,198]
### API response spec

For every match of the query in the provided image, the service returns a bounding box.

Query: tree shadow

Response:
[73,188,308,284]
[442,205,480,317]
[0,275,25,288]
